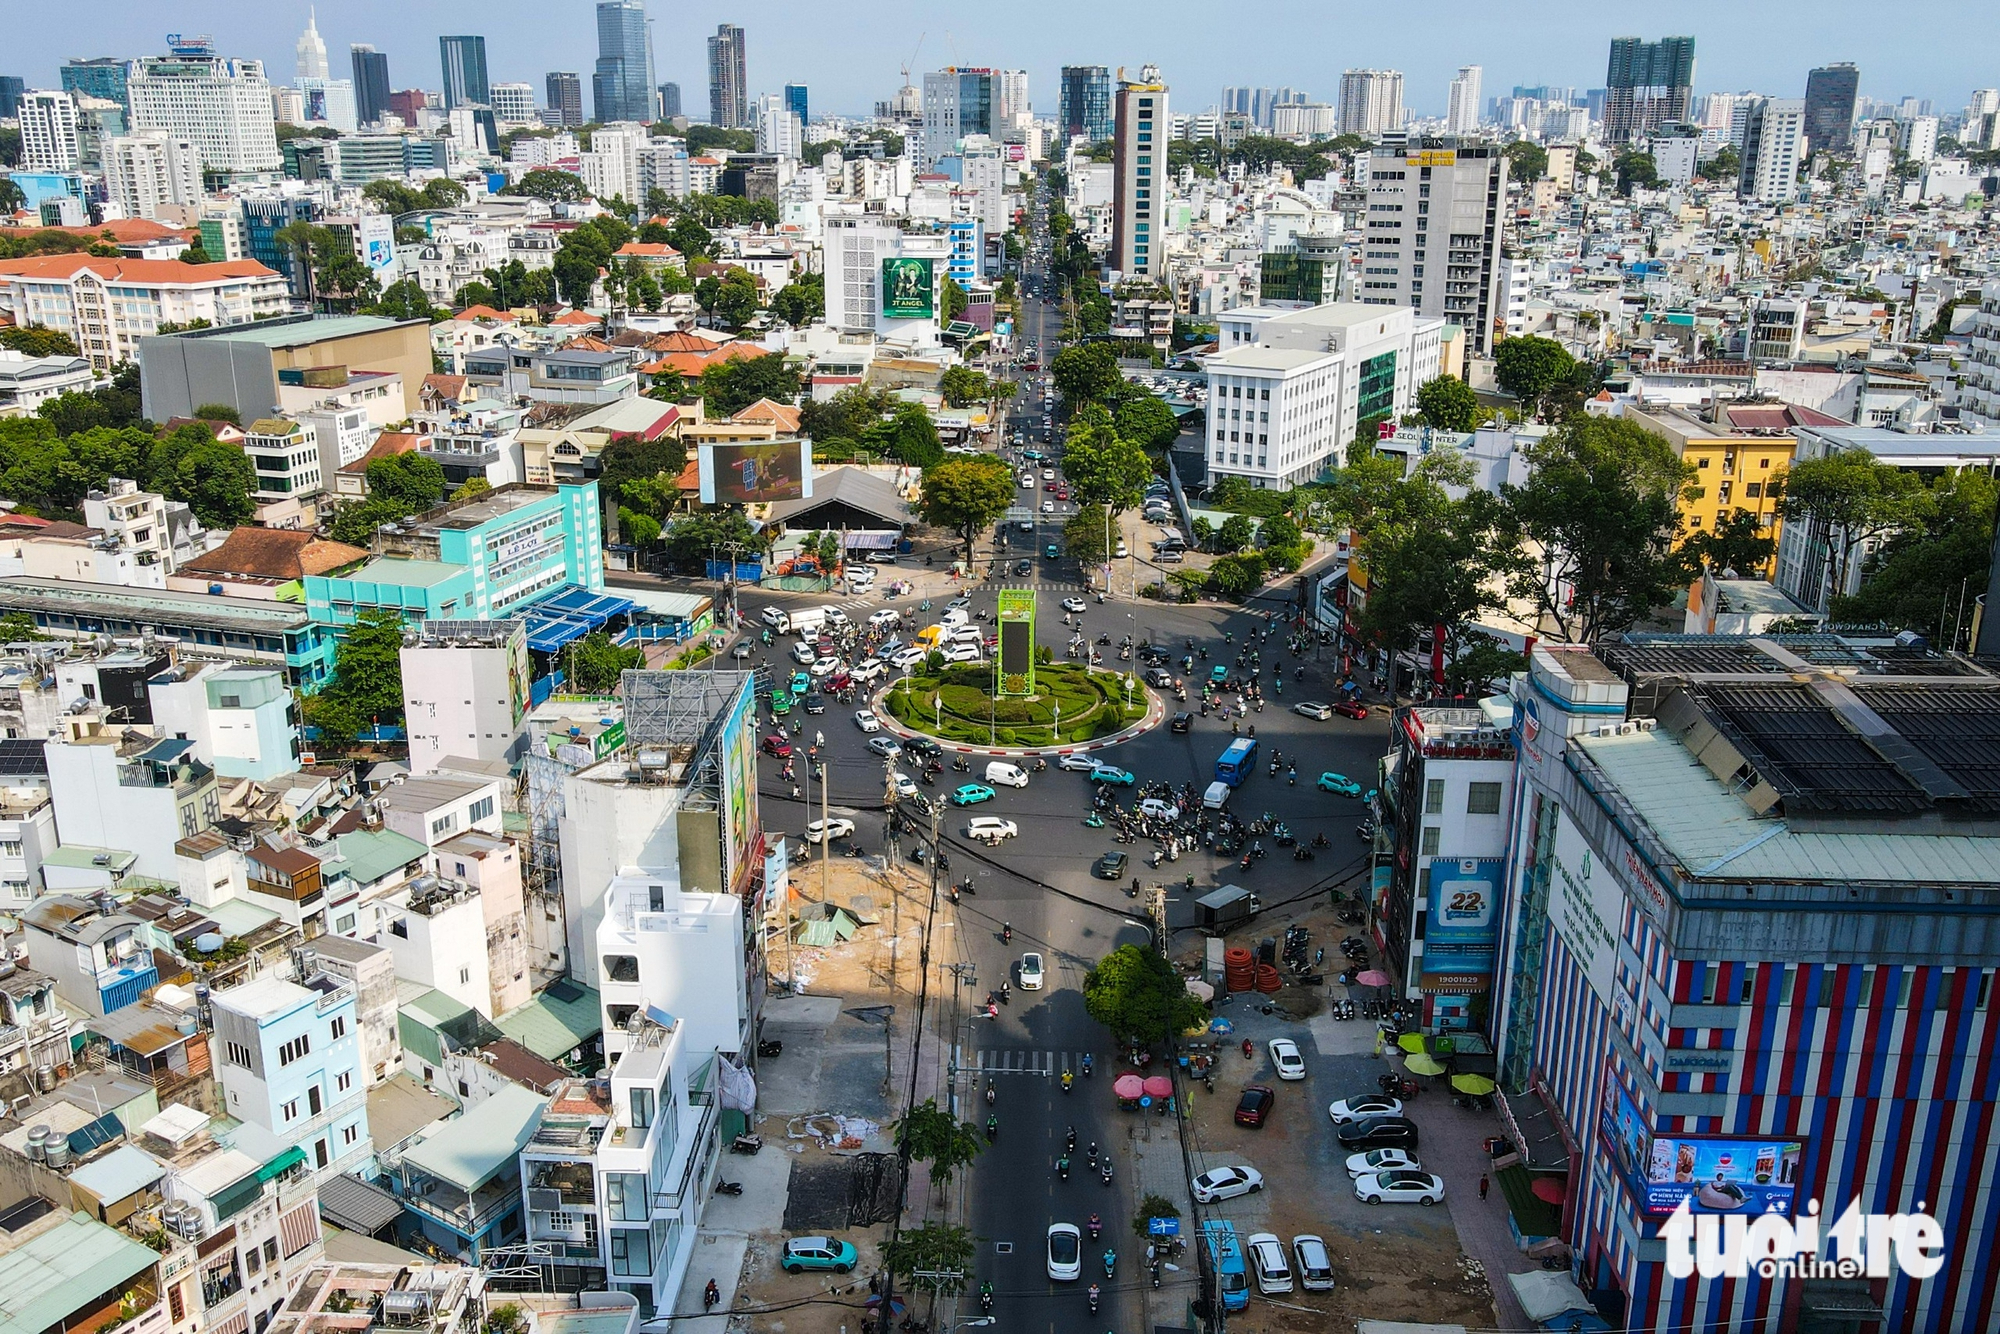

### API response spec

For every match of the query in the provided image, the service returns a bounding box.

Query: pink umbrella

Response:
[1142,1075,1174,1098]
[1113,1074,1145,1099]
[1356,969,1392,988]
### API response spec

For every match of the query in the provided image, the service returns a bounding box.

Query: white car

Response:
[1327,1095,1404,1124]
[853,710,882,733]
[890,646,927,669]
[1061,597,1087,613]
[805,818,855,844]
[1020,474,1037,487]
[1046,1223,1081,1281]
[1042,469,1055,481]
[1018,951,1044,990]
[965,816,1019,843]
[1345,1148,1422,1179]
[940,608,969,628]
[1056,753,1099,772]
[850,658,885,682]
[1292,1235,1335,1291]
[790,641,817,665]
[1268,1038,1306,1081]
[1246,1233,1293,1295]
[890,772,920,800]
[1354,1170,1445,1206]
[809,656,842,677]
[1190,1165,1265,1203]
[1293,701,1333,721]
[1139,798,1180,821]
[946,597,971,612]
[846,567,876,586]
[1042,500,1055,513]
[940,643,982,663]
[1113,541,1128,558]
[866,736,903,759]
[869,609,901,629]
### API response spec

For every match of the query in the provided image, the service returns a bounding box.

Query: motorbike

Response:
[1100,1160,1114,1185]
[1238,852,1254,871]
[1081,1053,1094,1077]
[978,1284,994,1314]
[731,1133,763,1155]
[1033,759,1048,773]
[1293,845,1314,861]
[1287,768,1297,785]
[715,1180,744,1195]
[1151,1260,1162,1288]
[1103,1250,1117,1279]
[999,983,1011,1005]
[1057,1156,1070,1180]
[1087,1214,1101,1239]
[1088,1286,1100,1315]
[1084,813,1105,828]
[986,1115,998,1141]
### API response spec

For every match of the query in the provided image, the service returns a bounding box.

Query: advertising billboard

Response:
[881,256,936,319]
[996,588,1036,696]
[1601,1069,1803,1216]
[698,440,814,505]
[359,215,396,274]
[1419,856,1502,990]
[719,680,759,890]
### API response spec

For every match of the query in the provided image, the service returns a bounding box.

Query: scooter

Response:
[1087,1214,1102,1240]
[731,1133,763,1154]
[986,1115,998,1141]
[715,1180,744,1195]
[978,1284,994,1314]
[1088,1286,1100,1314]
[1103,1250,1117,1278]
[1100,1161,1114,1185]
[1057,1156,1071,1180]
[1084,813,1105,828]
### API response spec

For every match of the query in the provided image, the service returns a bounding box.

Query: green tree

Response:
[1051,342,1122,406]
[1205,552,1267,599]
[1832,470,1995,644]
[0,611,48,642]
[450,477,493,502]
[916,454,1014,565]
[503,169,589,203]
[1112,394,1181,453]
[170,439,258,527]
[365,453,448,511]
[1214,514,1255,553]
[1063,508,1109,566]
[177,244,213,264]
[1259,513,1306,564]
[700,353,801,416]
[884,1224,976,1300]
[1443,635,1529,699]
[330,496,411,545]
[306,608,407,741]
[798,385,893,444]
[1502,416,1694,642]
[1082,944,1208,1047]
[1061,405,1152,513]
[1359,475,1513,675]
[193,403,243,426]
[369,280,444,321]
[659,508,765,569]
[0,326,82,358]
[695,267,761,328]
[1414,374,1480,432]
[0,176,22,214]
[1502,140,1549,181]
[1494,335,1577,414]
[1613,151,1660,196]
[666,215,712,261]
[454,281,500,310]
[598,431,689,514]
[768,271,824,325]
[1684,508,1777,577]
[865,402,944,469]
[565,631,645,693]
[1700,145,1741,182]
[937,366,993,409]
[893,1099,985,1187]
[1190,516,1215,550]
[1779,450,1925,605]
[941,275,969,323]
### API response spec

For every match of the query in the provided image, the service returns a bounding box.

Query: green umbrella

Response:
[1452,1073,1497,1096]
[1397,1033,1427,1054]
[1404,1053,1447,1077]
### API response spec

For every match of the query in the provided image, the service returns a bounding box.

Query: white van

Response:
[788,607,829,637]
[760,607,792,634]
[1203,780,1231,810]
[939,608,970,629]
[847,566,877,588]
[985,761,1029,788]
[949,625,984,645]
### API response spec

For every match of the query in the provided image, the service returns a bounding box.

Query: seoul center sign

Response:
[882,257,935,319]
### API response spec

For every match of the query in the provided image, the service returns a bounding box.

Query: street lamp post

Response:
[1052,699,1061,748]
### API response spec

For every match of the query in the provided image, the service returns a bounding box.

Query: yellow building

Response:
[1624,402,1847,577]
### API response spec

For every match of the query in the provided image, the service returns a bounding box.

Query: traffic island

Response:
[874,661,1163,756]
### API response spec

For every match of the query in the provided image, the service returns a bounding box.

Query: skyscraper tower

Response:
[1061,66,1113,143]
[1112,65,1168,280]
[593,0,656,124]
[658,82,681,119]
[1337,69,1404,137]
[439,35,490,111]
[350,45,390,127]
[785,83,809,126]
[546,72,583,126]
[1604,35,1695,144]
[1447,66,1483,134]
[296,8,329,82]
[707,24,747,129]
[1803,62,1860,154]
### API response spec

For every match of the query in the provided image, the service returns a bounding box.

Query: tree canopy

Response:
[700,353,800,417]
[1051,342,1122,406]
[1061,405,1153,513]
[1414,374,1480,432]
[1832,469,1995,646]
[1083,945,1208,1046]
[1494,336,1577,413]
[565,631,645,694]
[503,168,588,203]
[1780,450,1924,606]
[303,609,406,742]
[917,454,1014,563]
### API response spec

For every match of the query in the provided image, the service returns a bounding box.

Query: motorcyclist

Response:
[1062,1070,1074,1091]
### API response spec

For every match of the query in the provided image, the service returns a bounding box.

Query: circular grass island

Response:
[881,662,1149,748]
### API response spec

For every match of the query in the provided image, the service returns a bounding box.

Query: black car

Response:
[1171,712,1193,733]
[1335,1116,1421,1151]
[803,692,826,714]
[1013,559,1033,575]
[901,736,943,763]
[1093,850,1129,879]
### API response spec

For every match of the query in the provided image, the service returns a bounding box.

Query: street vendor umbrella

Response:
[864,1297,907,1316]
[1452,1073,1498,1096]
[1398,1033,1428,1054]
[1404,1053,1447,1077]
[1142,1075,1174,1098]
[1356,969,1392,987]
[1532,1177,1568,1205]
[1113,1074,1146,1099]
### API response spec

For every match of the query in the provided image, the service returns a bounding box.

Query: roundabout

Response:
[872,661,1164,757]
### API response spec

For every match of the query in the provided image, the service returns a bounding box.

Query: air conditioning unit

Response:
[1617,722,1637,735]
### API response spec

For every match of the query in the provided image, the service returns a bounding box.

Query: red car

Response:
[761,734,793,758]
[1234,1085,1275,1128]
[1334,700,1370,720]
[826,673,854,693]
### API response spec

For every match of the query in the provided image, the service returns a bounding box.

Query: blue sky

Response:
[12,1,1996,118]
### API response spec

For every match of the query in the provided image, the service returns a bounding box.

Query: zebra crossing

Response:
[961,1047,1096,1077]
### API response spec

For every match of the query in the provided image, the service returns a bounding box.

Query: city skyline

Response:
[6,0,1996,121]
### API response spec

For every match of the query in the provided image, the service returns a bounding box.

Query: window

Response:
[342,1124,359,1145]
[1424,779,1444,815]
[337,1070,352,1093]
[1466,782,1503,815]
[610,1228,651,1277]
[631,1085,655,1129]
[330,1016,346,1040]
[282,1098,299,1122]
[431,813,456,838]
[226,1040,254,1067]
[1420,826,1441,856]
[308,1085,322,1115]
[278,1034,311,1066]
[606,1171,649,1221]
[246,1246,261,1276]
[468,796,495,823]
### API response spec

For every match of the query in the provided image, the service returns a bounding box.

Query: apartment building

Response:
[0,255,290,372]
[1359,141,1508,354]
[1111,68,1169,281]
[127,45,282,176]
[211,970,372,1181]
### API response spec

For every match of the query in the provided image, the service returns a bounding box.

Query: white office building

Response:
[297,77,358,134]
[579,121,647,204]
[401,619,531,775]
[1900,114,1939,163]
[19,90,82,172]
[129,48,282,176]
[491,82,538,126]
[754,94,803,160]
[102,131,205,220]
[1112,66,1169,280]
[823,208,947,346]
[1738,97,1806,203]
[1204,301,1442,488]
[1648,126,1702,187]
[1339,69,1404,137]
[1358,141,1508,354]
[1446,67,1482,135]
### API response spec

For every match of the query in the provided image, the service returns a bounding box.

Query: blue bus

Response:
[1215,737,1259,787]
[1201,1221,1250,1311]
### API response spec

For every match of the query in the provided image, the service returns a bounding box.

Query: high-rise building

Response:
[1358,139,1508,355]
[707,24,747,129]
[1802,62,1860,154]
[1900,114,1939,163]
[754,93,802,159]
[296,8,330,82]
[1338,69,1404,137]
[593,0,656,125]
[1061,66,1113,143]
[492,82,537,125]
[61,58,131,114]
[1738,96,1806,202]
[1446,66,1482,134]
[785,83,809,126]
[1112,65,1168,280]
[0,76,25,120]
[350,45,390,126]
[1604,35,1695,144]
[19,90,82,171]
[297,78,358,134]
[995,69,1030,129]
[546,71,583,126]
[128,43,281,176]
[102,130,203,219]
[439,35,489,111]
[658,82,681,119]
[921,68,994,167]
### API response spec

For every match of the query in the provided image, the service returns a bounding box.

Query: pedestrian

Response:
[1479,1174,1490,1201]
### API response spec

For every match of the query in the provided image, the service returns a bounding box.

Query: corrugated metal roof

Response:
[400,1083,544,1193]
[0,1211,162,1334]
[66,1144,165,1204]
[317,1172,406,1234]
[494,982,602,1064]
